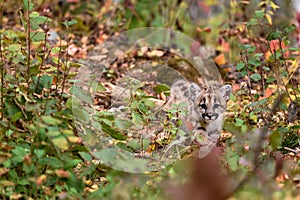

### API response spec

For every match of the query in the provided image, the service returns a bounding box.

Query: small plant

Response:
[0,1,95,199]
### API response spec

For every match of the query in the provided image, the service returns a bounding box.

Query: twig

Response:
[60,28,70,101]
[26,0,31,84]
[278,38,298,101]
[283,147,299,154]
[35,25,49,93]
[0,5,3,120]
[240,52,252,101]
[55,36,62,96]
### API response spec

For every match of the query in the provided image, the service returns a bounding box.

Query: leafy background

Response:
[0,0,299,199]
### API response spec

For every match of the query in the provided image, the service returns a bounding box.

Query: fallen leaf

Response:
[214,53,226,66]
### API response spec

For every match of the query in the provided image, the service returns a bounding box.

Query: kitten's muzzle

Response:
[202,113,218,120]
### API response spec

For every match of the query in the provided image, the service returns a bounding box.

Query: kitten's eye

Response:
[200,104,207,109]
[214,104,221,109]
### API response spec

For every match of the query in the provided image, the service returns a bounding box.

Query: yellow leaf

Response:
[266,14,272,25]
[270,1,280,10]
[85,180,92,185]
[52,137,69,150]
[0,180,15,186]
[268,10,274,15]
[9,194,22,200]
[258,2,266,6]
[67,135,82,144]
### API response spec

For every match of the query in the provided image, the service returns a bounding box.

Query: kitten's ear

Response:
[190,83,201,100]
[219,85,232,101]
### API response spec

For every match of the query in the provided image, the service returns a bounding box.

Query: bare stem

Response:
[26,0,31,84]
[241,52,252,101]
[278,38,297,101]
[35,28,48,93]
[0,5,3,120]
[60,25,70,101]
[55,37,62,95]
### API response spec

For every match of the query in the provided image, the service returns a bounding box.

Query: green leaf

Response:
[91,121,102,131]
[247,98,268,107]
[249,59,261,67]
[236,62,245,70]
[227,151,239,171]
[30,15,51,30]
[126,139,141,150]
[79,163,97,178]
[69,62,82,68]
[267,32,281,41]
[250,73,261,81]
[5,101,21,118]
[270,130,282,149]
[40,75,53,89]
[71,85,93,104]
[72,108,90,123]
[285,25,296,33]
[255,10,264,19]
[277,127,289,133]
[247,18,258,26]
[8,170,18,180]
[266,77,276,83]
[234,118,244,127]
[154,84,170,94]
[262,66,270,71]
[7,44,21,51]
[132,111,143,126]
[64,159,82,169]
[41,157,63,168]
[93,148,117,164]
[41,115,62,125]
[138,102,148,114]
[62,19,78,27]
[11,112,22,122]
[23,0,34,11]
[18,179,29,186]
[23,0,28,11]
[115,118,134,130]
[101,123,127,140]
[96,83,106,92]
[12,146,28,159]
[116,142,135,152]
[34,149,45,159]
[79,152,92,162]
[30,32,46,42]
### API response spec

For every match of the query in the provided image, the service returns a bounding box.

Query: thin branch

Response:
[278,38,298,101]
[0,5,3,120]
[55,35,62,96]
[60,27,70,100]
[283,147,299,154]
[241,52,253,101]
[26,0,31,84]
[35,26,49,93]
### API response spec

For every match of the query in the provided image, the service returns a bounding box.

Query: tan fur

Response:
[165,79,231,158]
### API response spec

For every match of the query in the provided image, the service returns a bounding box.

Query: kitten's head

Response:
[191,84,231,121]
